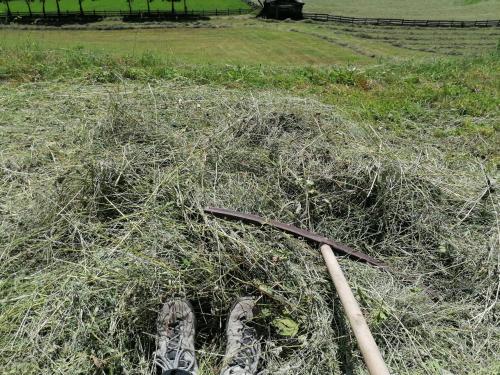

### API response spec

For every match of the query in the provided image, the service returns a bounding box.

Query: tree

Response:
[161,0,174,14]
[56,0,61,16]
[77,0,84,15]
[126,0,132,14]
[183,0,187,14]
[1,0,12,16]
[40,0,46,16]
[146,0,151,14]
[25,0,32,16]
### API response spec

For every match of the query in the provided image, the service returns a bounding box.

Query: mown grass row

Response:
[307,22,500,56]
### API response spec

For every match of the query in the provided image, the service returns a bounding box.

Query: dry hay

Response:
[0,81,498,374]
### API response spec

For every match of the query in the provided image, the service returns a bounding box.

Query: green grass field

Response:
[304,0,500,20]
[1,13,499,375]
[0,0,250,14]
[0,26,370,66]
[1,18,499,66]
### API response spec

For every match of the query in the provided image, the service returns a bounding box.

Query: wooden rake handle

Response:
[321,244,390,375]
[203,207,389,374]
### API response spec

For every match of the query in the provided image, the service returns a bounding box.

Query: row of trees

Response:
[0,0,60,16]
[0,0,189,16]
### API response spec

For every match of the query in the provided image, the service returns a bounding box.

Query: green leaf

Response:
[272,317,299,337]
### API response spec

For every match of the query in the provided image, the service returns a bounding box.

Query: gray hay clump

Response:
[0,82,498,375]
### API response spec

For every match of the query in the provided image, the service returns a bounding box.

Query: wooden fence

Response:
[302,13,500,27]
[2,8,499,27]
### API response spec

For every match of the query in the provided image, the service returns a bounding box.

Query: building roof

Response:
[264,0,304,4]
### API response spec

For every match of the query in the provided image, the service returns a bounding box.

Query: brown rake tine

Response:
[204,206,386,269]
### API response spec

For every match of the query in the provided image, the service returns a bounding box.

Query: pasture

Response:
[0,0,250,13]
[1,8,499,375]
[304,0,500,20]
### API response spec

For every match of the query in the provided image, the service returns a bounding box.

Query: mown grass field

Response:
[304,0,500,20]
[1,14,499,375]
[0,26,370,66]
[1,18,499,65]
[0,0,250,14]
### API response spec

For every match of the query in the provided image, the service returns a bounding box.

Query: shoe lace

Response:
[229,324,258,370]
[155,321,196,374]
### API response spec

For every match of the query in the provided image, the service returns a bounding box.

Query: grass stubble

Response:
[0,45,499,374]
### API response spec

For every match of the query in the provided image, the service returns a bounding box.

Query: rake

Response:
[205,207,390,375]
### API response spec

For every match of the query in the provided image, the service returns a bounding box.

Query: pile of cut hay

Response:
[1,81,498,374]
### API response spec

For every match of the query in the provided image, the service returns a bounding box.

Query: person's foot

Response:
[155,299,198,375]
[220,297,261,375]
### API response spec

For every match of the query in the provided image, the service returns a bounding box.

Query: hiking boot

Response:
[220,297,261,375]
[155,299,198,375]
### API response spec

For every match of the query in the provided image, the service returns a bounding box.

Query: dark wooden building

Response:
[260,0,304,20]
